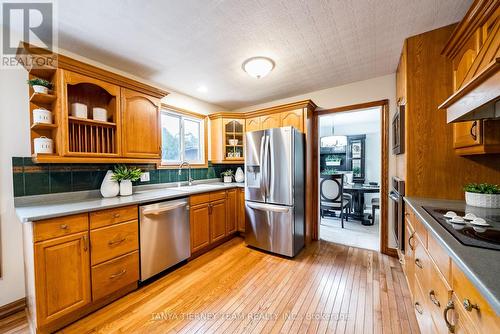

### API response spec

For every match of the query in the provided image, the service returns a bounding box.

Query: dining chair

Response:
[320,174,350,228]
[371,197,380,225]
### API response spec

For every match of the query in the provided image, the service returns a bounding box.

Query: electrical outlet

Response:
[140,172,150,182]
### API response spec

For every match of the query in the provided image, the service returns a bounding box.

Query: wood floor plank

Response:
[8,237,419,334]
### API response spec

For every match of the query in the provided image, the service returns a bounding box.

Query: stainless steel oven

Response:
[389,177,405,251]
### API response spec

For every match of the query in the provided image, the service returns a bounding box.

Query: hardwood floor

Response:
[1,237,419,334]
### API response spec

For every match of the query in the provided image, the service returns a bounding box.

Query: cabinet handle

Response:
[408,232,415,251]
[415,258,423,269]
[462,299,480,312]
[398,258,404,265]
[443,300,455,333]
[113,213,121,218]
[470,121,477,141]
[60,224,68,230]
[83,235,88,252]
[404,212,410,217]
[429,290,440,307]
[108,237,126,246]
[414,302,423,315]
[109,269,126,279]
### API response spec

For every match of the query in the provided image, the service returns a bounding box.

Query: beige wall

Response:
[0,53,224,306]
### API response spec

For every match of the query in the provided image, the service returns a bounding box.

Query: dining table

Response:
[343,183,380,225]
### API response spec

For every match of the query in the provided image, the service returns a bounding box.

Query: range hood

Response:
[439,58,500,123]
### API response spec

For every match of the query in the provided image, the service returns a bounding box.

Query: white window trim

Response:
[160,109,205,166]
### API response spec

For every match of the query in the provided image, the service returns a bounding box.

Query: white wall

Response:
[0,54,223,307]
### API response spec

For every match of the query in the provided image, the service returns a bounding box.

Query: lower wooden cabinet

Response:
[237,188,245,232]
[24,206,139,333]
[34,231,91,326]
[210,199,227,243]
[190,203,211,253]
[225,189,237,235]
[404,204,500,334]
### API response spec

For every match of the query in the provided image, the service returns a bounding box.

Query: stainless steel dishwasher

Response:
[139,198,190,281]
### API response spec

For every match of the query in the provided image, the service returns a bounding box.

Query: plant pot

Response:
[465,192,500,208]
[120,180,133,196]
[223,176,233,183]
[32,85,48,94]
[100,170,119,198]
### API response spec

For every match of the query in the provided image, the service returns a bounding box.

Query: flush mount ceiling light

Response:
[197,85,208,93]
[242,57,275,79]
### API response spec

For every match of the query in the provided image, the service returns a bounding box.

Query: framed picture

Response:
[351,141,362,158]
[392,104,405,155]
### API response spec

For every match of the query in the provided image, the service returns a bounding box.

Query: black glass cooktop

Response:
[423,207,500,251]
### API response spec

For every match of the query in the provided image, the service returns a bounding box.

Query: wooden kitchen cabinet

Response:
[34,231,91,327]
[121,88,161,159]
[245,116,261,132]
[260,113,281,130]
[209,114,245,163]
[210,199,227,243]
[190,203,211,253]
[225,189,237,235]
[237,188,245,232]
[280,109,304,132]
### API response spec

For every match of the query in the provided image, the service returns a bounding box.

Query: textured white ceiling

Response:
[54,0,472,109]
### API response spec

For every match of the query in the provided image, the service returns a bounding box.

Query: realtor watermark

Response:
[1,0,57,69]
[150,311,350,322]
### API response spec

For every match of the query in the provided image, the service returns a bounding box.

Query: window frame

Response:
[159,104,208,168]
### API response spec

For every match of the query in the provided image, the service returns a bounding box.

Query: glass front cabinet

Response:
[209,114,245,163]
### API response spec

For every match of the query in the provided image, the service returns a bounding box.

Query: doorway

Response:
[311,100,391,255]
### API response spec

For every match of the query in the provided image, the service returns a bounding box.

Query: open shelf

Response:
[30,92,56,105]
[29,66,56,81]
[68,116,116,127]
[31,122,57,130]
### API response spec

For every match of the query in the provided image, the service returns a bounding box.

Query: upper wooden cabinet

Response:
[17,43,168,164]
[245,116,261,132]
[439,1,500,155]
[280,109,304,130]
[209,114,245,163]
[260,113,281,130]
[120,88,161,159]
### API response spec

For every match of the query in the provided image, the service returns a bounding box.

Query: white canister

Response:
[71,103,88,119]
[235,167,244,183]
[33,108,52,124]
[100,170,119,198]
[34,136,53,154]
[92,107,108,122]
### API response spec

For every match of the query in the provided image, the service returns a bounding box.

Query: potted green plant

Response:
[325,155,342,166]
[112,165,143,196]
[321,167,338,175]
[221,169,234,183]
[464,183,500,208]
[27,78,53,94]
[352,166,361,177]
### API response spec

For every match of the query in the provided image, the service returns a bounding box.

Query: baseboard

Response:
[0,298,26,319]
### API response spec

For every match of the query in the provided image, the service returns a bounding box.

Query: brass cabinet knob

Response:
[415,258,423,269]
[462,299,479,312]
[414,302,423,315]
[429,290,440,307]
[60,224,68,230]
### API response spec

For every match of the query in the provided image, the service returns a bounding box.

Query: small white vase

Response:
[465,192,500,208]
[235,167,244,183]
[223,176,232,183]
[32,85,48,94]
[120,180,133,196]
[100,170,119,198]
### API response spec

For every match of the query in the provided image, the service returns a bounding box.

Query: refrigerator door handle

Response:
[259,134,266,198]
[247,201,291,213]
[263,134,270,198]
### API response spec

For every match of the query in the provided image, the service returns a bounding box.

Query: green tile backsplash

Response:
[12,157,243,197]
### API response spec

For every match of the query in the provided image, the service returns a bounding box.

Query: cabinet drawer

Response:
[412,215,428,248]
[90,205,138,229]
[190,193,210,206]
[91,251,139,301]
[414,278,432,334]
[34,213,89,242]
[451,262,500,333]
[426,262,452,334]
[427,233,451,285]
[210,190,226,201]
[90,220,139,265]
[414,236,430,289]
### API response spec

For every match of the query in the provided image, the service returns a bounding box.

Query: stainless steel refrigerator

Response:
[244,126,305,257]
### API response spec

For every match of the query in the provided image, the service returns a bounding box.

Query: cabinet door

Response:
[453,121,482,148]
[121,88,161,158]
[225,189,237,235]
[280,109,304,132]
[210,199,226,243]
[237,188,245,232]
[404,224,415,297]
[260,114,280,130]
[190,203,210,253]
[34,232,91,326]
[246,117,261,132]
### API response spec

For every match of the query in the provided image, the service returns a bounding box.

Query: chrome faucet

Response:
[178,161,193,186]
